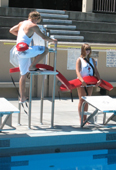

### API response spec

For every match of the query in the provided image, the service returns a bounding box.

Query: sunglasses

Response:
[86,48,91,51]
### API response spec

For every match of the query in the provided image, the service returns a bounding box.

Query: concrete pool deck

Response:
[0,97,116,156]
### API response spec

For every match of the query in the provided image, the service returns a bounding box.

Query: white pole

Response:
[0,0,9,7]
[82,0,94,12]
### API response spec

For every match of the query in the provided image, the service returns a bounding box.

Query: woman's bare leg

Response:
[77,86,93,124]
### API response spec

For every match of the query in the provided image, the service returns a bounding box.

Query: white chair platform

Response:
[0,98,19,131]
[81,95,116,127]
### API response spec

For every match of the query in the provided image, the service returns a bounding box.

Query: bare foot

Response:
[80,119,90,126]
[85,122,90,125]
[19,96,28,101]
[19,97,27,103]
[29,66,37,71]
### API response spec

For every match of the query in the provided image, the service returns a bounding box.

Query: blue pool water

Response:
[1,149,116,170]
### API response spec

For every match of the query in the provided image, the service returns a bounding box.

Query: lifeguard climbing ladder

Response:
[10,25,58,129]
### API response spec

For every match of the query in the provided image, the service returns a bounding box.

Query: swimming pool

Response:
[1,149,116,170]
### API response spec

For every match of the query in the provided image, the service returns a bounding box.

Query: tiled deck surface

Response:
[0,97,116,156]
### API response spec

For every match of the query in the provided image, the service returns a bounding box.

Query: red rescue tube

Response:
[60,76,98,91]
[9,67,20,73]
[9,64,113,92]
[99,79,113,91]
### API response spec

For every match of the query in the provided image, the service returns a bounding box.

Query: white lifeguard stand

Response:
[17,25,57,128]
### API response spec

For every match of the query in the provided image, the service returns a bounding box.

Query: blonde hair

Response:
[81,43,91,58]
[28,11,41,20]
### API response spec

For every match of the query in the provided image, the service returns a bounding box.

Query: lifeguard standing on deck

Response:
[76,44,101,124]
[9,11,57,103]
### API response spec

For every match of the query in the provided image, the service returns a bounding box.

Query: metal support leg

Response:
[0,116,2,132]
[81,101,99,128]
[103,112,106,124]
[81,101,86,127]
[28,73,33,129]
[82,109,99,127]
[18,75,21,125]
[0,115,2,126]
[51,75,56,128]
[28,38,34,128]
[18,103,21,125]
[40,52,47,124]
[0,114,11,130]
[40,75,45,124]
[51,43,57,128]
[104,113,115,125]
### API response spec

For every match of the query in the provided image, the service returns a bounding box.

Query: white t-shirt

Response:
[79,57,94,77]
